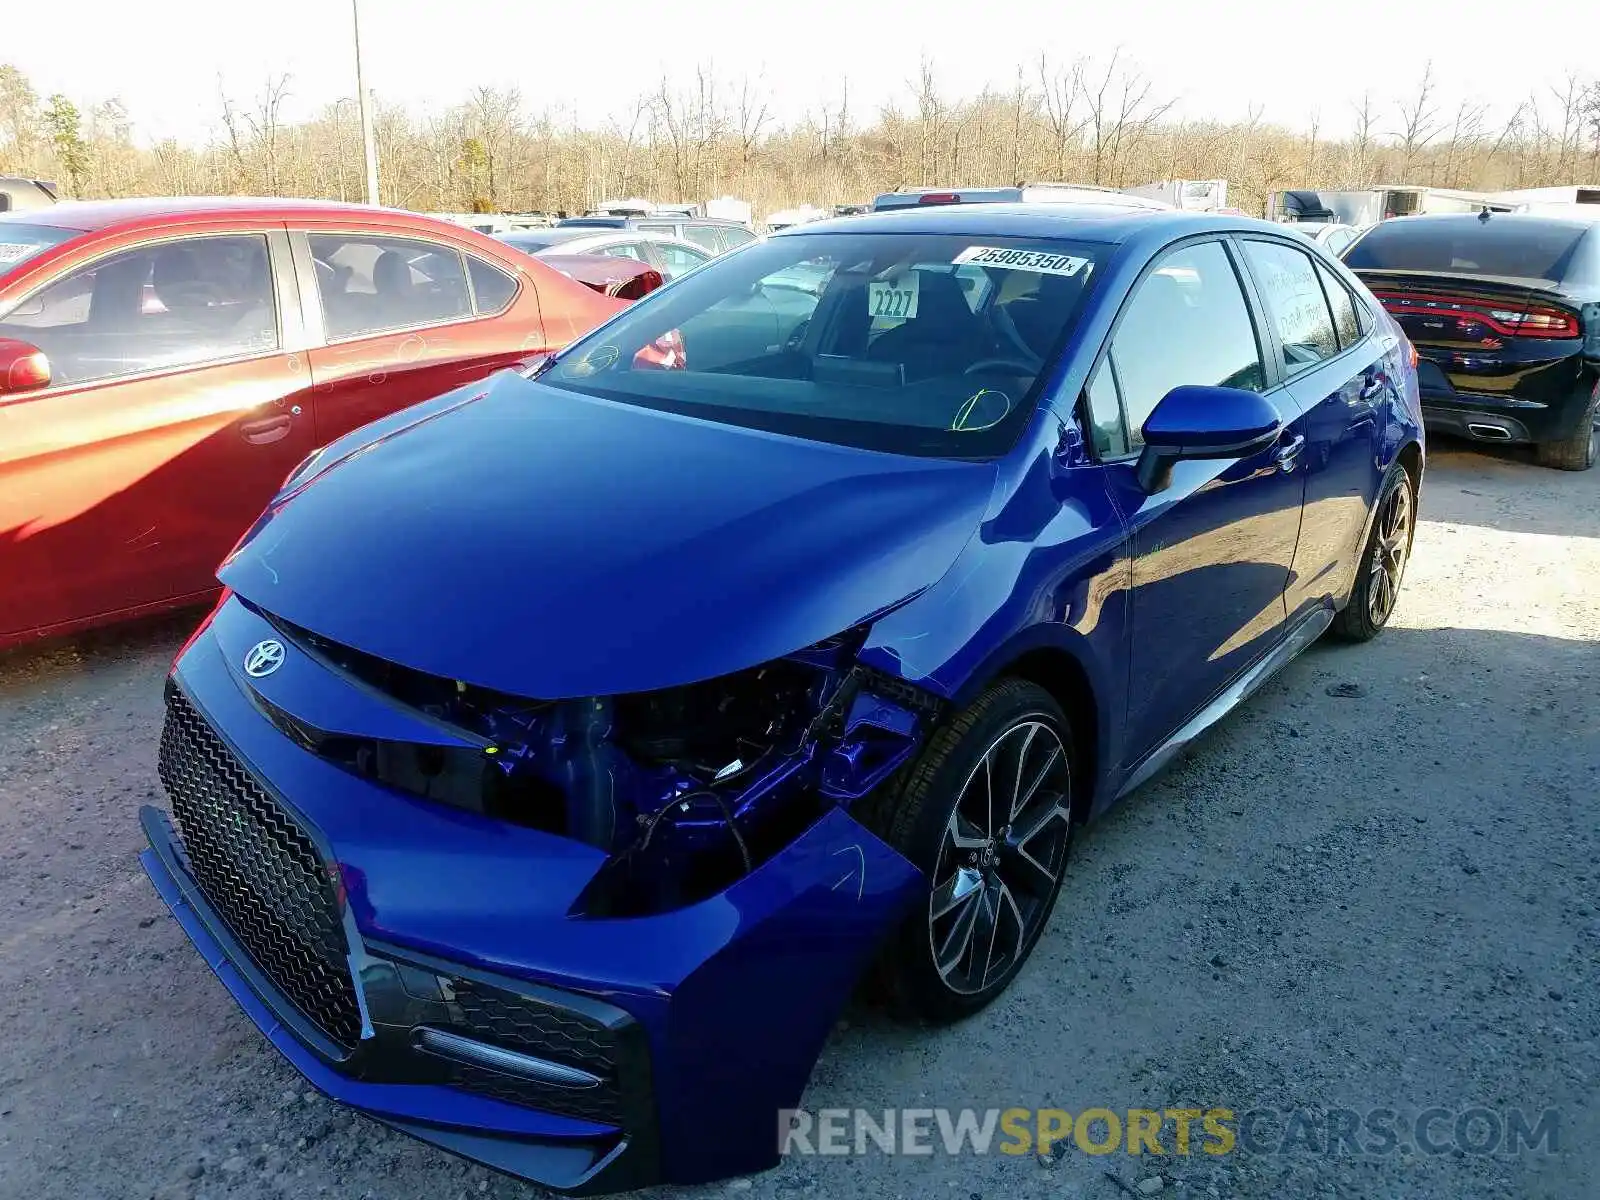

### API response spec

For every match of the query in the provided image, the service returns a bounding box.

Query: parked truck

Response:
[1268,186,1515,225]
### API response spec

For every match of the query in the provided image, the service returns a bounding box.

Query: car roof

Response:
[773,203,1271,245]
[0,196,414,233]
[560,214,746,226]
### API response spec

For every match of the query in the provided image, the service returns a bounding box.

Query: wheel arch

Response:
[948,630,1111,825]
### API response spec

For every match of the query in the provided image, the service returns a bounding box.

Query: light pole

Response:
[352,0,380,205]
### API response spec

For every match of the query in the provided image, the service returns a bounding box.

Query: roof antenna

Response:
[1478,205,1492,222]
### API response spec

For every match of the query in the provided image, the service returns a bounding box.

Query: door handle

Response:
[240,414,292,445]
[1358,376,1385,403]
[1275,434,1306,472]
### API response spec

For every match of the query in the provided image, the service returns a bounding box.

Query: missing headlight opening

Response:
[263,617,938,916]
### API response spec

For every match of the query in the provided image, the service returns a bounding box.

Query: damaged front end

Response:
[268,611,940,917]
[140,592,940,1192]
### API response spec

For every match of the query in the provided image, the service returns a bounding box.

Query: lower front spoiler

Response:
[137,805,653,1196]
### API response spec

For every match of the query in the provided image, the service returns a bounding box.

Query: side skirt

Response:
[1113,605,1334,802]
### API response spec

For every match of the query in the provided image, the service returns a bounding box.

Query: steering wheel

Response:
[964,357,1038,377]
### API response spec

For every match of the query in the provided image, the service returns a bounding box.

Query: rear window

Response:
[539,231,1102,459]
[498,228,598,252]
[0,222,76,276]
[1344,219,1589,282]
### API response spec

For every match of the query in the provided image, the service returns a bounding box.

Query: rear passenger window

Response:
[719,227,756,250]
[683,225,724,253]
[1315,261,1364,349]
[1241,240,1339,376]
[308,234,472,340]
[1108,240,1266,449]
[467,255,518,315]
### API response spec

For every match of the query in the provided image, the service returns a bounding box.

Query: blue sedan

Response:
[139,204,1423,1192]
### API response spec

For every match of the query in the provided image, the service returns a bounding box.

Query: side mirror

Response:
[0,337,51,396]
[1135,385,1282,493]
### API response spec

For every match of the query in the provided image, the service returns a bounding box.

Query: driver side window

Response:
[1095,240,1266,455]
[0,234,278,387]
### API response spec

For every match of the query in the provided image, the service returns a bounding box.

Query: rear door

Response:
[1236,237,1388,626]
[293,227,545,445]
[0,227,316,638]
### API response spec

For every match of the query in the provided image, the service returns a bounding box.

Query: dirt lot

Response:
[1,442,1595,1200]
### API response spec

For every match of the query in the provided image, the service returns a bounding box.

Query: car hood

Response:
[219,370,997,698]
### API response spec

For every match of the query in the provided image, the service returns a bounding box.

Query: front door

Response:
[1082,238,1307,764]
[0,230,314,639]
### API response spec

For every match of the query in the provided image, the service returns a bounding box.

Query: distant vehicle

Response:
[871,184,1172,212]
[705,196,754,224]
[0,197,623,649]
[0,177,59,213]
[1285,221,1363,256]
[1269,187,1514,227]
[553,213,757,255]
[537,253,666,301]
[1343,211,1600,470]
[1493,185,1600,218]
[496,227,713,280]
[1123,179,1229,211]
[763,205,831,231]
[832,204,870,217]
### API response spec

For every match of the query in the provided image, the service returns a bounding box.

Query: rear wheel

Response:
[1332,463,1416,642]
[862,679,1075,1022]
[1535,383,1599,472]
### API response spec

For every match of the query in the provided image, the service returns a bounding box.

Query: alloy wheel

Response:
[928,719,1072,995]
[1368,479,1413,625]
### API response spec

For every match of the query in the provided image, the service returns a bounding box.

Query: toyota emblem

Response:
[243,638,286,678]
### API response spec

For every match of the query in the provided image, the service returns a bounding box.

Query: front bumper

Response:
[140,805,652,1193]
[139,605,921,1191]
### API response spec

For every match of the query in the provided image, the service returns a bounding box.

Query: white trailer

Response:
[1122,179,1229,211]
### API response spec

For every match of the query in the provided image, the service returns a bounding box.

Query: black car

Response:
[1343,212,1600,470]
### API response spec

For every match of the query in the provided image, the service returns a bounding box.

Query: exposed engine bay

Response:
[262,616,940,915]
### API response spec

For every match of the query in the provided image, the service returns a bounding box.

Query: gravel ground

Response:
[1,441,1595,1200]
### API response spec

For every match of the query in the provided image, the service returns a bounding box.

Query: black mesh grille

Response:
[445,978,625,1124]
[158,686,363,1050]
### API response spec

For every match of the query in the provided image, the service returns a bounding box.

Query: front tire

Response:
[863,679,1075,1022]
[1332,462,1416,642]
[1535,383,1599,472]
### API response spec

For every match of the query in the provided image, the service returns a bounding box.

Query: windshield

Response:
[1344,219,1589,282]
[538,231,1102,458]
[0,222,76,277]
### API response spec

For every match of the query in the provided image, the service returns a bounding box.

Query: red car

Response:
[0,198,624,651]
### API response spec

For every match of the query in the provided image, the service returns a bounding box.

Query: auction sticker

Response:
[954,246,1091,277]
[868,276,919,320]
[0,244,34,265]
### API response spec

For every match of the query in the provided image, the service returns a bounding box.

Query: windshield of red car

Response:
[0,222,76,279]
[537,231,1103,459]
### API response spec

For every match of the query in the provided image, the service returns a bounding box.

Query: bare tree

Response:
[733,75,769,168]
[1081,49,1173,186]
[1391,62,1442,178]
[1037,54,1087,180]
[1347,91,1379,185]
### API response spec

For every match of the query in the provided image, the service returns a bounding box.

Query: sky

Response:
[3,0,1583,146]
